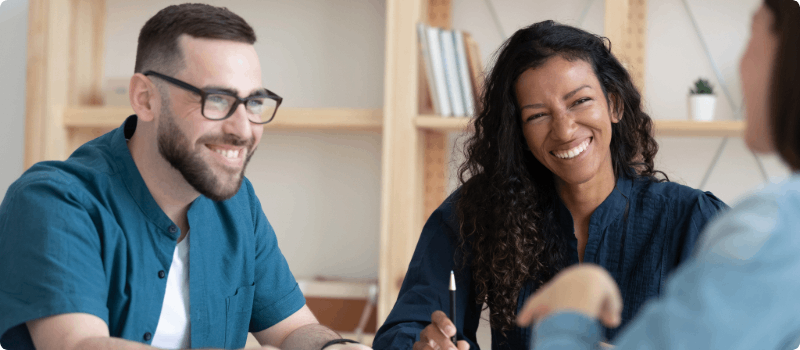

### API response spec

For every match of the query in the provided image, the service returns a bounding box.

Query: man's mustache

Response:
[196,134,253,148]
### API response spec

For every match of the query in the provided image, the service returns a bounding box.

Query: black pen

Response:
[450,270,457,345]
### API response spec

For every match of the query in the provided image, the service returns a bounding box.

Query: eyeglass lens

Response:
[203,94,278,123]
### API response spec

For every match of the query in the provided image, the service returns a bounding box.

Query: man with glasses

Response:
[0,4,368,350]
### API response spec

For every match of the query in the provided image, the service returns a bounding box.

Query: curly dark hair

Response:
[456,20,666,333]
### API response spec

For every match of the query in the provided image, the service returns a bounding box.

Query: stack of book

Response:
[417,23,484,118]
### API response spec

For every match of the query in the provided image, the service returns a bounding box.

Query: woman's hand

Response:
[516,264,623,328]
[413,311,470,350]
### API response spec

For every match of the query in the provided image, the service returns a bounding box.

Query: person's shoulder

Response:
[230,177,258,203]
[755,175,800,198]
[67,129,120,172]
[694,178,798,260]
[1,163,94,226]
[9,160,88,197]
[218,176,262,220]
[633,176,726,210]
[635,176,705,199]
[6,131,129,208]
[732,175,800,214]
[442,187,461,209]
[436,187,461,221]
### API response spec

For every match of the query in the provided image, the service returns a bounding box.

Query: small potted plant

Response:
[688,78,716,121]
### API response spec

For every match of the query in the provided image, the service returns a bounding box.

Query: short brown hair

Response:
[765,0,800,169]
[134,3,256,74]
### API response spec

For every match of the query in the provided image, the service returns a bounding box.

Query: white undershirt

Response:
[151,233,191,349]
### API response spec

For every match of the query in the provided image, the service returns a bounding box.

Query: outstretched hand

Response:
[516,264,623,328]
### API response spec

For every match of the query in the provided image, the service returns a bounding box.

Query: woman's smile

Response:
[552,137,592,160]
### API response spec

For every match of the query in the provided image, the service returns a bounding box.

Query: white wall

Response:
[104,0,386,280]
[0,0,28,199]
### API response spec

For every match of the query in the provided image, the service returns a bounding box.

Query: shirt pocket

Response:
[225,282,255,349]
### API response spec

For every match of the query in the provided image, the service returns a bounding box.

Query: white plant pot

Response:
[688,94,717,122]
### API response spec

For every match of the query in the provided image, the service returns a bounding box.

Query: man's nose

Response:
[221,103,253,141]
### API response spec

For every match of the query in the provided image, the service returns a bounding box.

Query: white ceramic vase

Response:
[688,94,717,122]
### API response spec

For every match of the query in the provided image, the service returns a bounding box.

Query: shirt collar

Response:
[110,115,179,239]
[588,173,633,231]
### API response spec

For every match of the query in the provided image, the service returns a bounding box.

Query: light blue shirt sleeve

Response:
[533,182,800,350]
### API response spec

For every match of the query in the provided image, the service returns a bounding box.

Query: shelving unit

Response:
[24,0,748,333]
[62,106,382,130]
[415,115,745,137]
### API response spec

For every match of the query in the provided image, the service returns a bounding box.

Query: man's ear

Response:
[129,73,159,122]
[608,93,623,124]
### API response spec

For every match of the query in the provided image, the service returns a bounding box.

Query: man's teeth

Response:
[554,139,590,159]
[214,148,241,159]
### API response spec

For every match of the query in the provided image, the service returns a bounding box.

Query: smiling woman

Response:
[516,1,800,349]
[516,56,622,261]
[373,21,729,350]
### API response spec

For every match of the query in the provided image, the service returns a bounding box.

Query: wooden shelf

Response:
[415,114,472,132]
[415,115,745,137]
[62,106,383,131]
[653,120,744,137]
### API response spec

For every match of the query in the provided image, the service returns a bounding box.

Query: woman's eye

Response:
[572,97,591,106]
[526,113,546,122]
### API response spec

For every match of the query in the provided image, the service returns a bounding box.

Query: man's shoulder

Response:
[228,176,258,204]
[209,176,261,219]
[7,137,121,206]
[11,161,87,195]
[66,129,120,174]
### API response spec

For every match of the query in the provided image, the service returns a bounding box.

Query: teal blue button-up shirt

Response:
[0,116,305,349]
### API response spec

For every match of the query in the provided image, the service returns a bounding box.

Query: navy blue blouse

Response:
[373,175,728,350]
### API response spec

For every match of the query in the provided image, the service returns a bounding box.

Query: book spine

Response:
[439,29,465,117]
[463,32,484,113]
[453,30,474,118]
[417,23,442,115]
[426,26,452,117]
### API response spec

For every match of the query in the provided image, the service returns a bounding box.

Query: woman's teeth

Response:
[214,148,241,159]
[553,139,590,159]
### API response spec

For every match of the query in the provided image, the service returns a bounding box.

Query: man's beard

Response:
[157,104,256,202]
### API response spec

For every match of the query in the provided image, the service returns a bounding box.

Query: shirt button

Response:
[168,225,178,234]
[143,332,152,341]
[158,270,166,279]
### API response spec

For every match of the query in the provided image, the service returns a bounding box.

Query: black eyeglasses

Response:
[143,70,282,124]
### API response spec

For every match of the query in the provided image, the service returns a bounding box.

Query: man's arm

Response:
[27,313,155,350]
[26,313,283,350]
[252,305,371,350]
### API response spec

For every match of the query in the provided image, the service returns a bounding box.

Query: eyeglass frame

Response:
[143,70,283,125]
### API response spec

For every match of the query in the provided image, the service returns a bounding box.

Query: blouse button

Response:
[143,332,152,341]
[168,225,178,234]
[158,270,166,279]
